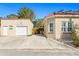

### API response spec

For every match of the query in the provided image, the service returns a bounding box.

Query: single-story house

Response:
[0,18,33,36]
[43,12,79,40]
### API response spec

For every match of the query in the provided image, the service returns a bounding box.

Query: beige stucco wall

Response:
[0,26,1,36]
[44,17,55,39]
[44,16,79,40]
[55,18,71,39]
[1,19,33,36]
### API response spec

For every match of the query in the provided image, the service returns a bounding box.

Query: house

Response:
[43,12,79,40]
[0,18,33,36]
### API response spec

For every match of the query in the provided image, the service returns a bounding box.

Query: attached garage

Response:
[1,19,33,36]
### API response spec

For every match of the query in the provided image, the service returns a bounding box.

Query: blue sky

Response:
[0,3,79,19]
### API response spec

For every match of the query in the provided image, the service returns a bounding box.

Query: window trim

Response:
[62,21,73,33]
[48,22,54,33]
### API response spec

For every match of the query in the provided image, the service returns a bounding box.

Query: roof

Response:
[0,17,18,20]
[0,18,31,20]
[43,12,79,24]
[47,12,79,17]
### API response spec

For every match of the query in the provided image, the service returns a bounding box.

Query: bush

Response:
[71,29,79,47]
[32,28,38,34]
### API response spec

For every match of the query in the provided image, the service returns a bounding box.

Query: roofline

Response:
[0,18,31,20]
[45,15,79,19]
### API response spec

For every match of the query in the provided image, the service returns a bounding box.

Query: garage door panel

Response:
[3,27,8,35]
[16,27,27,35]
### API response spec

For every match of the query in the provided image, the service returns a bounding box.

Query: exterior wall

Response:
[55,17,79,39]
[55,18,71,39]
[0,26,1,36]
[1,19,33,36]
[0,20,1,35]
[44,18,55,39]
[44,16,79,40]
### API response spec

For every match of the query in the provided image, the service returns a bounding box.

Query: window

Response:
[62,21,73,32]
[48,23,54,32]
[68,22,72,32]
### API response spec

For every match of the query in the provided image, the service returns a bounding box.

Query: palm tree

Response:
[18,7,35,20]
[7,14,17,18]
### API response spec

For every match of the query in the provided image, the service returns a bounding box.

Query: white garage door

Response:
[3,26,8,35]
[16,26,27,35]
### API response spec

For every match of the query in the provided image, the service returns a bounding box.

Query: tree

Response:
[32,19,44,34]
[32,20,37,27]
[7,14,17,18]
[18,7,35,20]
[35,19,43,28]
[36,20,42,28]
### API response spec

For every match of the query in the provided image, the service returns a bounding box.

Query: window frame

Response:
[48,22,54,33]
[62,21,73,33]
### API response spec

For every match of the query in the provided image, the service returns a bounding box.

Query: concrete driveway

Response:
[0,35,76,50]
[0,35,78,56]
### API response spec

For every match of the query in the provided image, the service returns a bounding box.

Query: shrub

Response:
[71,29,79,47]
[32,28,38,34]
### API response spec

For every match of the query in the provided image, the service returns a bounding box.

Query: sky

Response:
[0,3,79,19]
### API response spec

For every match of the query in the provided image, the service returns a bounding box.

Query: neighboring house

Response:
[0,18,33,36]
[43,12,79,40]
